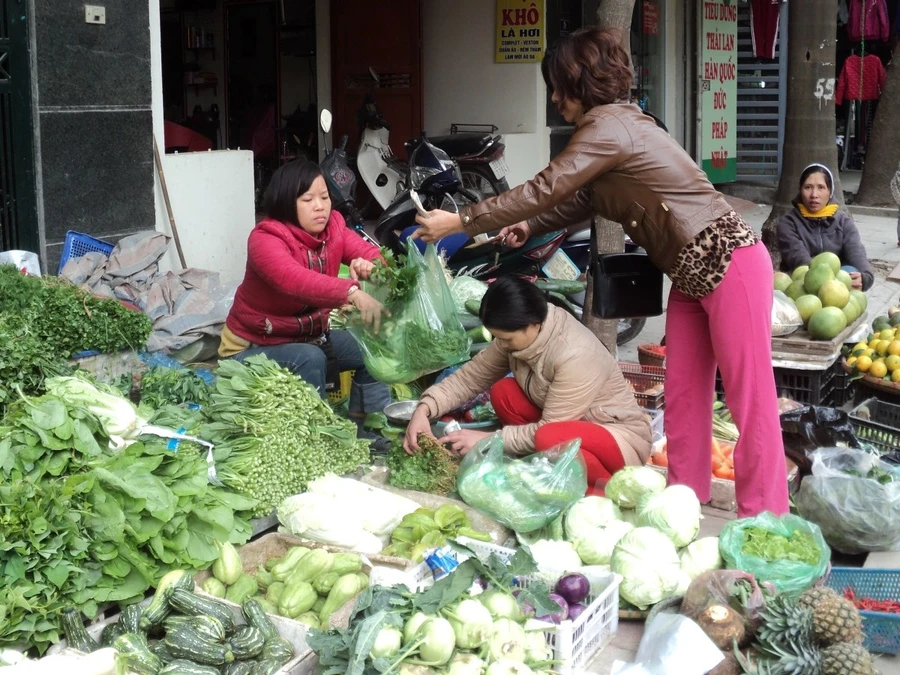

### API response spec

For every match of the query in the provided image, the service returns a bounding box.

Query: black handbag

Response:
[589,220,664,319]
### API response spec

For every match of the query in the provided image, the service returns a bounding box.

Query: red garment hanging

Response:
[835,54,887,104]
[848,0,890,41]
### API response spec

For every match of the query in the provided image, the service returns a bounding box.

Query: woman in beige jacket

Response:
[405,277,651,494]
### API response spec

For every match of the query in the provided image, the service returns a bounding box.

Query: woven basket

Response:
[638,344,666,368]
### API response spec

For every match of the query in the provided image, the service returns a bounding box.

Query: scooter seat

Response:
[405,133,495,158]
[567,228,592,242]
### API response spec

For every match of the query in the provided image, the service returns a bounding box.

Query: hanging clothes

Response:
[848,0,890,41]
[750,0,782,59]
[835,54,887,104]
[839,0,850,25]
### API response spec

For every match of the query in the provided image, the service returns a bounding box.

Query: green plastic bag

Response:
[718,512,830,595]
[456,433,587,534]
[346,242,471,384]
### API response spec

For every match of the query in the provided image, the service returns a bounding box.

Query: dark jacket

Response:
[458,103,735,273]
[776,206,874,291]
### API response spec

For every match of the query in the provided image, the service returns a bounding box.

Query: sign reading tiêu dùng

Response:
[700,0,738,183]
[495,0,545,63]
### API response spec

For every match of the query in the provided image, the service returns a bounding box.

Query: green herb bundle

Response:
[386,435,459,496]
[0,391,255,652]
[139,366,213,409]
[199,354,370,518]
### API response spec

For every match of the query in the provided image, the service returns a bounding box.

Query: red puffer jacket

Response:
[226,211,380,345]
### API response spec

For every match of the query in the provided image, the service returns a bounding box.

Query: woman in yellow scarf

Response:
[777,163,873,291]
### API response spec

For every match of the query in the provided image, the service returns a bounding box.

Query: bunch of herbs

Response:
[385,434,459,496]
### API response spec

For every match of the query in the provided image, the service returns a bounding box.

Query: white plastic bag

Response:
[0,250,41,276]
[611,614,724,675]
[772,290,803,336]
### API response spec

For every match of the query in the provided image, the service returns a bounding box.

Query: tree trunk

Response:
[582,0,636,355]
[760,0,842,270]
[855,56,900,206]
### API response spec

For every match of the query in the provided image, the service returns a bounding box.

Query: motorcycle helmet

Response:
[409,137,460,192]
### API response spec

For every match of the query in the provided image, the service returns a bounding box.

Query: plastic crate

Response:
[57,230,115,274]
[824,568,900,655]
[326,370,354,404]
[829,361,857,407]
[643,407,664,442]
[619,362,665,410]
[716,366,835,406]
[375,537,622,674]
[849,398,900,453]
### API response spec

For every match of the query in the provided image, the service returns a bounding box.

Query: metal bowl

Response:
[384,400,419,426]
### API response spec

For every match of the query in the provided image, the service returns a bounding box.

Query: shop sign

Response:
[700,0,738,183]
[643,1,660,36]
[495,0,545,63]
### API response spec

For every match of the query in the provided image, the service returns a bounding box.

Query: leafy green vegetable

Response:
[139,366,212,409]
[199,355,370,517]
[386,435,459,496]
[381,504,491,563]
[740,527,820,565]
[368,248,418,305]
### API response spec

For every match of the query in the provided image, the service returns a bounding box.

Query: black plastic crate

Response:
[849,398,900,453]
[715,366,835,406]
[828,361,856,407]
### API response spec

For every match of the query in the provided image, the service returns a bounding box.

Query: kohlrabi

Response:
[480,590,522,621]
[487,618,528,663]
[485,660,535,675]
[524,630,553,663]
[385,617,456,670]
[444,599,493,649]
[369,627,403,660]
[444,653,486,675]
[403,612,432,645]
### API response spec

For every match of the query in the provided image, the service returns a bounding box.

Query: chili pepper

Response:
[843,588,900,614]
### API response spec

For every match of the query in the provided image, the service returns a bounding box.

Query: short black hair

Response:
[480,276,549,331]
[262,160,326,227]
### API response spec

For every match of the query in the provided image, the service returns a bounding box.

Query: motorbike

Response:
[354,83,510,213]
[318,109,378,246]
[374,137,568,281]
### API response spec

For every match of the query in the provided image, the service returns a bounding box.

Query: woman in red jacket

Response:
[219,160,391,433]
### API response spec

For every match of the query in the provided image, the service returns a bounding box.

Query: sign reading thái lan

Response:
[700,0,738,183]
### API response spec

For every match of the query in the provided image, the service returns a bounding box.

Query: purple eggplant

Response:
[555,573,590,605]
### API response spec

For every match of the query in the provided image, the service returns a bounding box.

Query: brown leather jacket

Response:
[459,103,735,273]
[419,306,652,465]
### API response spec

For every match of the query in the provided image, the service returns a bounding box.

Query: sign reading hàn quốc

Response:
[495,0,545,63]
[700,0,738,183]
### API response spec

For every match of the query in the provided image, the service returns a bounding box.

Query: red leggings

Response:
[490,378,625,496]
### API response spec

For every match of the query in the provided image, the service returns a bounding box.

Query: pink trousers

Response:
[664,243,789,517]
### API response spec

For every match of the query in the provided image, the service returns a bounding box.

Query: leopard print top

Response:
[668,211,759,298]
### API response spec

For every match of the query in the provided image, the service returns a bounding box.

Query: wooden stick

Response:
[153,137,187,269]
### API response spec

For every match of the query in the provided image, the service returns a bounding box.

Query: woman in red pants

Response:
[404,276,651,494]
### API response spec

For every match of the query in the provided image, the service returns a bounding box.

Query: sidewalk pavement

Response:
[618,201,900,362]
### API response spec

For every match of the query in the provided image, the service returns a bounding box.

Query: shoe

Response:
[357,429,392,455]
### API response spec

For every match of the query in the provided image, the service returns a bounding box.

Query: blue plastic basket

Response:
[825,567,900,654]
[57,231,114,274]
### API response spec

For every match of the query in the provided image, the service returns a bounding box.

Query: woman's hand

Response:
[349,257,376,281]
[498,222,531,249]
[350,289,386,331]
[849,272,863,290]
[440,429,492,457]
[412,209,465,243]
[403,405,434,454]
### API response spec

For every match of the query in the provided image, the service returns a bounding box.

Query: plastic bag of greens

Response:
[795,447,900,554]
[456,432,587,534]
[718,512,830,595]
[346,242,471,384]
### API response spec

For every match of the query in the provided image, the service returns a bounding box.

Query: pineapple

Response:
[811,594,863,646]
[821,641,876,675]
[757,594,814,648]
[797,587,840,611]
[750,639,824,675]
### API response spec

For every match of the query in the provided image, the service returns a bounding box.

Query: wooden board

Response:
[771,312,867,357]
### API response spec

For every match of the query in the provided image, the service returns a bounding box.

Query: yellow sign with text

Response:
[495,0,545,63]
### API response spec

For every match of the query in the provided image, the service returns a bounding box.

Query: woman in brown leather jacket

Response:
[412,28,788,518]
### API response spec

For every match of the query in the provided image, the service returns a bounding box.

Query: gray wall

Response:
[32,0,154,272]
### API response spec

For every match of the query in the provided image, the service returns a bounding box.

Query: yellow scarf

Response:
[798,203,839,219]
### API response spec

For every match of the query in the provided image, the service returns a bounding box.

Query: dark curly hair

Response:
[541,27,633,109]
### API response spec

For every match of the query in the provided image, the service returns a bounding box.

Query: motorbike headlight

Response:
[410,165,440,189]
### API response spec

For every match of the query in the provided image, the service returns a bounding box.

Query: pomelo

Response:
[807,306,848,340]
[785,280,806,301]
[774,272,793,293]
[792,265,809,283]
[818,279,850,309]
[835,269,853,290]
[810,251,842,275]
[842,297,860,324]
[850,290,868,313]
[795,295,823,325]
[804,264,835,295]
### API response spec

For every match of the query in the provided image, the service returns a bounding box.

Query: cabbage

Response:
[610,527,682,609]
[605,466,666,509]
[636,484,701,548]
[618,508,639,526]
[525,540,582,573]
[563,496,622,541]
[573,520,634,565]
[680,537,723,580]
[449,276,489,315]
